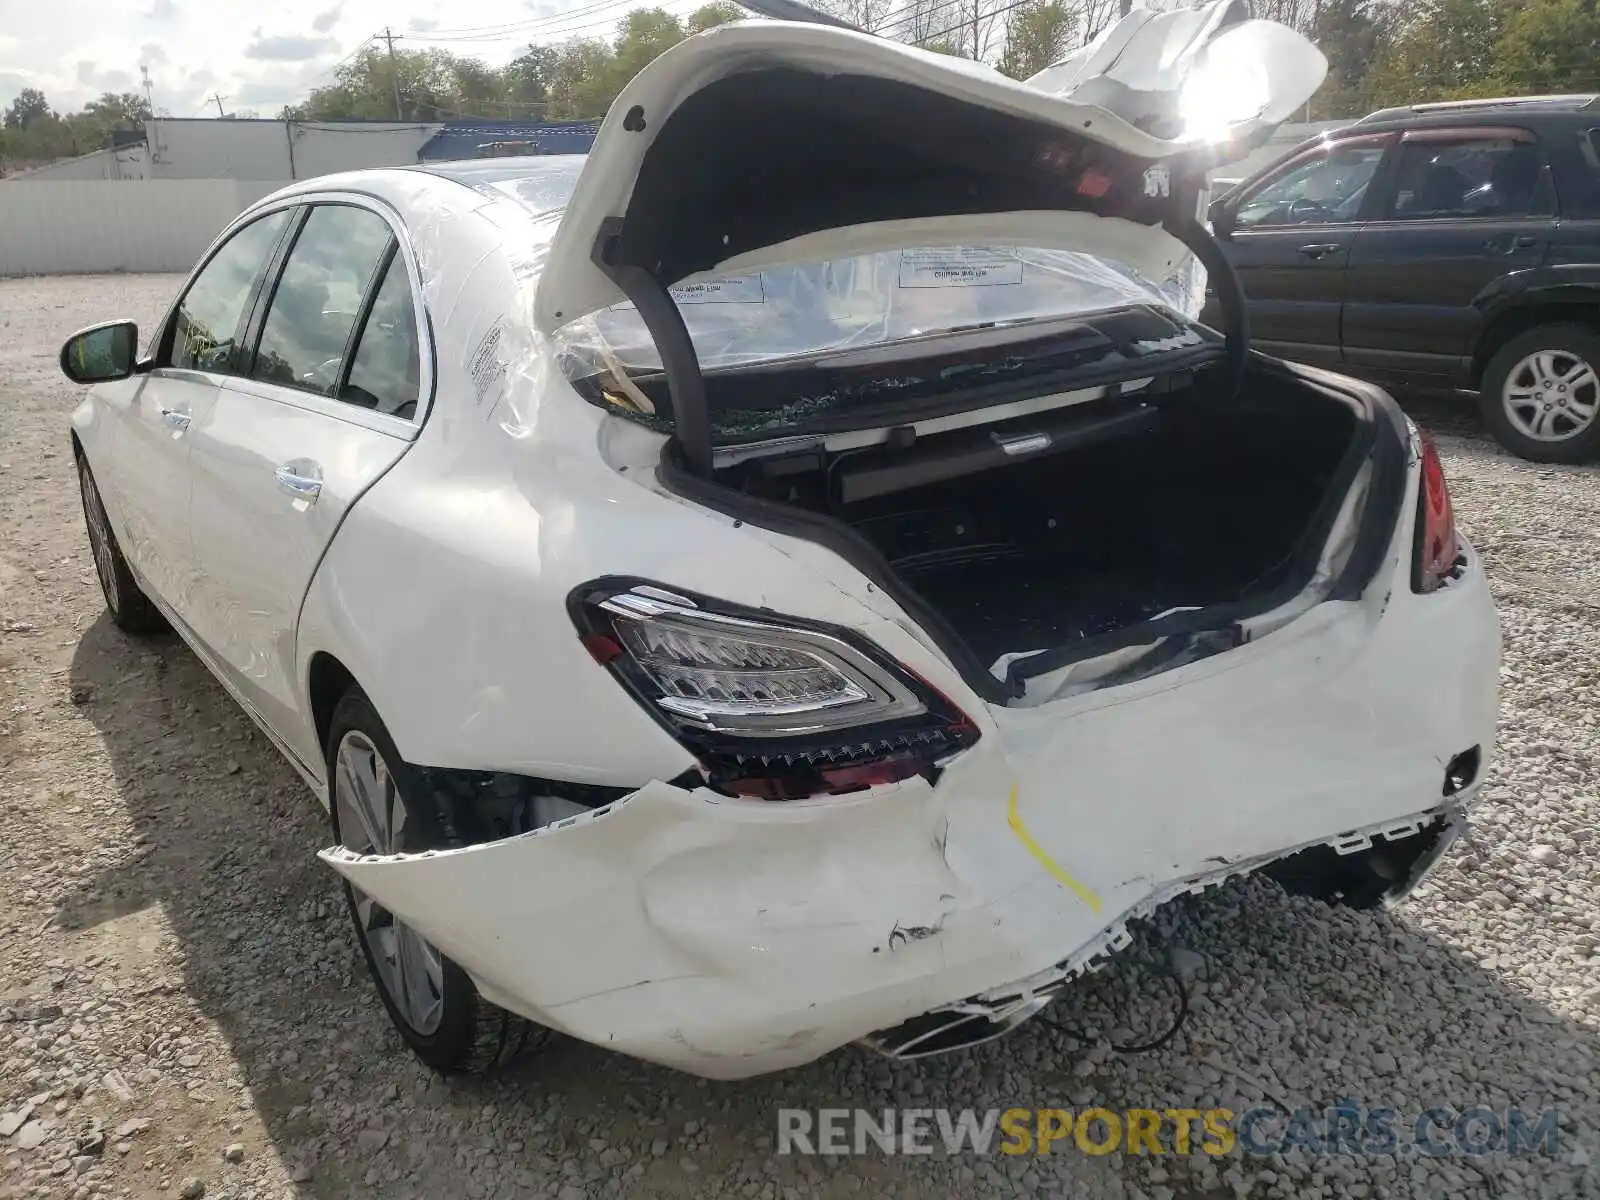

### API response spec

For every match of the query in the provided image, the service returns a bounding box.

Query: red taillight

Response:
[1412,432,1460,594]
[570,579,981,800]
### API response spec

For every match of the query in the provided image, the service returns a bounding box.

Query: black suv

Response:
[1207,94,1600,462]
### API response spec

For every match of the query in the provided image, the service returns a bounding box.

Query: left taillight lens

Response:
[570,579,979,799]
[1412,430,1461,594]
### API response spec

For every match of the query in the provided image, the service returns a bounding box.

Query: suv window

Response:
[1235,143,1386,228]
[168,211,291,373]
[341,255,422,419]
[1385,137,1548,220]
[1575,127,1600,214]
[252,205,394,398]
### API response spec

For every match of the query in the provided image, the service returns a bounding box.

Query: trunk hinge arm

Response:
[591,219,716,476]
[1162,212,1249,399]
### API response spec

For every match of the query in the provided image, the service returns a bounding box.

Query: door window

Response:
[252,205,394,397]
[1571,127,1600,217]
[341,255,422,419]
[1234,144,1386,229]
[168,210,291,373]
[1385,137,1549,220]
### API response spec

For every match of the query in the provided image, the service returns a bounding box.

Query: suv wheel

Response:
[1479,324,1600,462]
[327,686,544,1074]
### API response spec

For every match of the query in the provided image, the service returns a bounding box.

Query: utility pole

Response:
[210,92,226,118]
[384,28,403,120]
[140,63,160,164]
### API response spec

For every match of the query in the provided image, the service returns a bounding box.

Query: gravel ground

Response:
[2,272,1599,1200]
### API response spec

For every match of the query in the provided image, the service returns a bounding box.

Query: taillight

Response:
[1412,431,1461,594]
[569,579,979,799]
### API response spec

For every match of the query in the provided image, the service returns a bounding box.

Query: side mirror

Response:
[1207,195,1237,238]
[59,321,140,385]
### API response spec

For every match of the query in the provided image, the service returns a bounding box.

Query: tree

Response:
[1487,0,1600,95]
[998,0,1076,78]
[686,1,746,32]
[816,0,899,30]
[1304,0,1390,118]
[4,88,52,131]
[1362,0,1506,108]
[610,8,690,86]
[543,38,620,119]
[504,43,559,113]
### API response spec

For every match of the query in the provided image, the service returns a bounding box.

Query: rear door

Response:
[100,209,293,613]
[1546,122,1600,267]
[1212,134,1392,364]
[1342,127,1558,386]
[183,198,428,753]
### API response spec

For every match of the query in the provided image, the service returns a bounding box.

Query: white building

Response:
[16,118,446,183]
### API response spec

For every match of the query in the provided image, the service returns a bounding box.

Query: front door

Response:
[184,201,425,758]
[1343,128,1558,387]
[99,209,294,613]
[1215,134,1392,365]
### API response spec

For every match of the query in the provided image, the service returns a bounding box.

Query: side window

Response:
[1385,137,1548,221]
[342,255,422,419]
[1574,128,1600,216]
[252,205,393,397]
[1234,144,1387,229]
[169,211,291,373]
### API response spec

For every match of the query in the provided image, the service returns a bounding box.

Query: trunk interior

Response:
[716,378,1364,674]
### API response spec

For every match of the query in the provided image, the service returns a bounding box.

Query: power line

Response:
[405,0,656,40]
[397,0,703,45]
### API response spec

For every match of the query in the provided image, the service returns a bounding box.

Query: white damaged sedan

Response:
[59,4,1499,1080]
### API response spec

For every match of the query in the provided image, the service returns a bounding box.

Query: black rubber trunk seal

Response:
[1165,214,1248,398]
[657,442,1024,703]
[1003,362,1391,686]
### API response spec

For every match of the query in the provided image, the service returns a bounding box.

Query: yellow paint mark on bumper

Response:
[1007,784,1103,914]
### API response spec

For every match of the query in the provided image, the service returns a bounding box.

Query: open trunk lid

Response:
[532,5,1329,334]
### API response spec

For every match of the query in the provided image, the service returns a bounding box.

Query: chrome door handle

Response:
[159,407,191,431]
[1297,243,1343,260]
[274,464,323,502]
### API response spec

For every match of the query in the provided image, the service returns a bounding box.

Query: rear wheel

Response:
[77,455,168,634]
[1479,324,1600,462]
[327,686,540,1074]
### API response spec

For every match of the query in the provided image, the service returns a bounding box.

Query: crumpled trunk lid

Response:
[533,7,1328,332]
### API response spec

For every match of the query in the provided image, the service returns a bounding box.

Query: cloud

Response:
[75,61,134,91]
[144,0,178,19]
[408,17,439,31]
[140,43,169,67]
[233,59,334,107]
[186,68,216,88]
[311,5,341,34]
[244,33,338,61]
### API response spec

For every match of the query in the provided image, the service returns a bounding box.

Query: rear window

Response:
[558,246,1205,375]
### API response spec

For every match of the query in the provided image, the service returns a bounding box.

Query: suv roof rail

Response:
[1355,94,1600,124]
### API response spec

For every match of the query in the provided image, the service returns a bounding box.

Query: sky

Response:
[0,0,675,117]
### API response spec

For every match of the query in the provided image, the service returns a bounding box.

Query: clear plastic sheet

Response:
[557,245,1207,376]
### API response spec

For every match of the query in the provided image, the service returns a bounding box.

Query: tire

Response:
[1478,324,1600,463]
[77,454,169,634]
[326,686,541,1074]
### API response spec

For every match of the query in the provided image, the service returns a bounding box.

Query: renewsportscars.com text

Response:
[777,1105,1562,1159]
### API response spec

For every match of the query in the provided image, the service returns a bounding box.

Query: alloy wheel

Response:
[1501,349,1600,442]
[333,730,445,1036]
[79,462,121,614]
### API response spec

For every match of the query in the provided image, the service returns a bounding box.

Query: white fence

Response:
[1,123,1352,278]
[0,179,278,276]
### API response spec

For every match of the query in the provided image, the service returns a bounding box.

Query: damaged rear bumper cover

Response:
[321,772,1483,1081]
[322,546,1497,1081]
